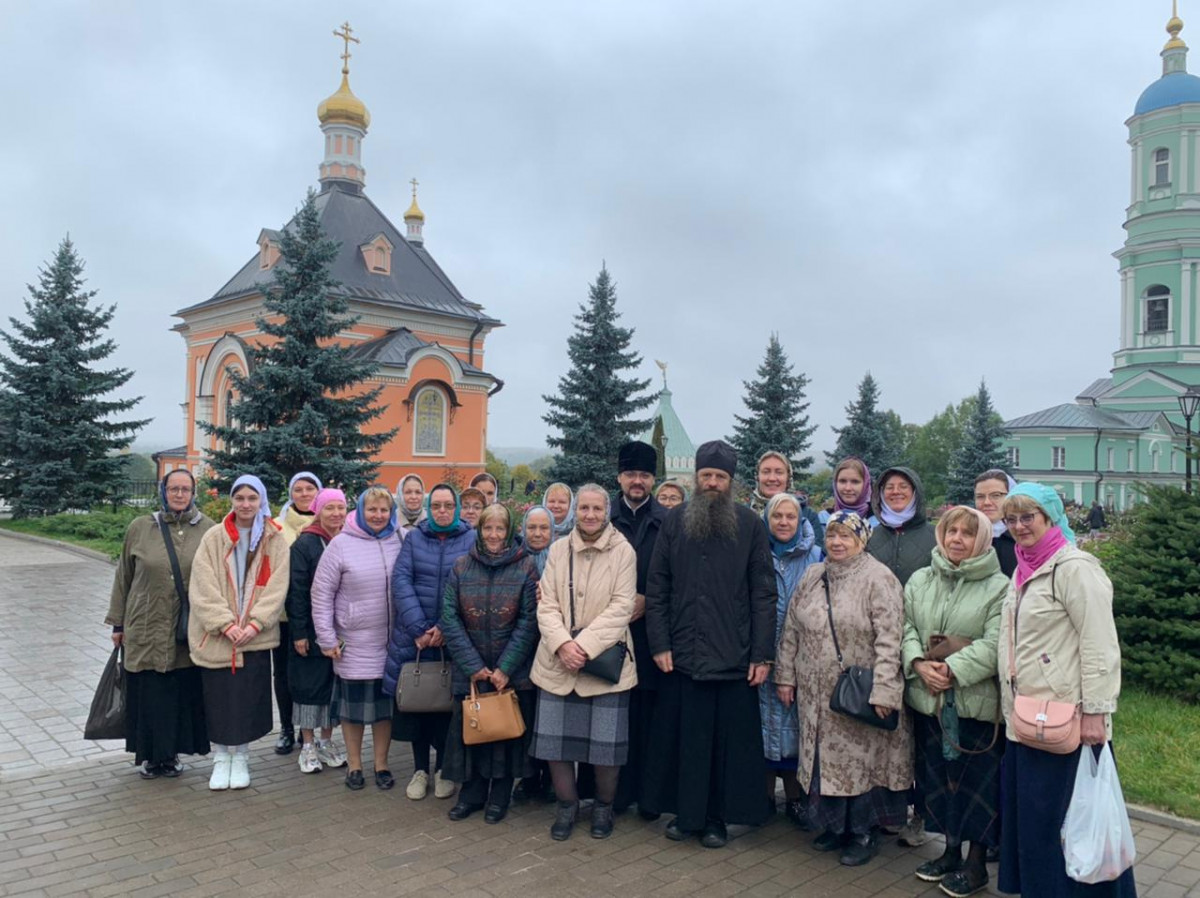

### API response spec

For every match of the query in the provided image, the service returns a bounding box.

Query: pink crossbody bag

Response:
[1008,564,1082,754]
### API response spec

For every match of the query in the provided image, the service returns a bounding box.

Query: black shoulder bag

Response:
[822,572,899,731]
[569,546,629,684]
[155,513,191,645]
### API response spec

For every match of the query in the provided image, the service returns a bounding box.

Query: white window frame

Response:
[1154,147,1171,186]
[1052,446,1066,470]
[1006,446,1020,469]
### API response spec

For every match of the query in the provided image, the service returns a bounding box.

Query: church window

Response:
[1006,446,1020,468]
[1107,447,1115,471]
[1145,284,1170,332]
[1052,446,1066,469]
[1152,447,1161,473]
[1127,448,1135,471]
[224,389,235,427]
[413,387,446,455]
[334,134,343,154]
[347,136,355,155]
[1154,148,1170,186]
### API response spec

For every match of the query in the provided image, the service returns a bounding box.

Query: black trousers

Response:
[460,775,513,808]
[272,621,293,732]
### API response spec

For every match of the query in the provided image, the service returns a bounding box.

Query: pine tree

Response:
[945,379,1008,504]
[0,238,149,517]
[826,371,903,474]
[201,190,396,500]
[728,333,816,483]
[543,265,655,486]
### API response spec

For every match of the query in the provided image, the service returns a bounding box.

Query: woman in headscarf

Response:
[188,474,289,791]
[996,485,1132,898]
[655,480,688,510]
[396,474,427,534]
[287,488,349,774]
[520,506,554,576]
[832,457,877,525]
[972,469,1019,577]
[469,472,499,506]
[271,471,323,755]
[385,484,474,801]
[531,484,638,841]
[775,511,912,867]
[901,507,1007,896]
[440,504,540,824]
[543,482,576,541]
[311,486,404,791]
[106,469,215,779]
[459,487,486,529]
[759,493,817,826]
[867,466,936,589]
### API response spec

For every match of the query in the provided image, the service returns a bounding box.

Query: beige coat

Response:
[776,551,914,797]
[998,544,1121,741]
[187,515,289,670]
[531,523,638,697]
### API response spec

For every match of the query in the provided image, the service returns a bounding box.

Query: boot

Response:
[551,800,579,841]
[590,802,614,839]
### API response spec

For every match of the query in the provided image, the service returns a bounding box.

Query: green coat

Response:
[901,547,1006,722]
[106,509,216,673]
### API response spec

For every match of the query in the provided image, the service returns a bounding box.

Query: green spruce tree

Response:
[728,333,816,483]
[0,237,149,516]
[945,379,1008,504]
[826,371,903,474]
[543,265,655,486]
[201,190,396,500]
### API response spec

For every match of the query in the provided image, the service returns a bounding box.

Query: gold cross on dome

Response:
[410,177,420,198]
[333,21,360,73]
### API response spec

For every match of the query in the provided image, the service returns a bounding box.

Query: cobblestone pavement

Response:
[1,533,1197,897]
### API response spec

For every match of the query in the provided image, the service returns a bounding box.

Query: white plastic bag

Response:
[1061,745,1136,884]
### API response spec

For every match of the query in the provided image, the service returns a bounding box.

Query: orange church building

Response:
[155,30,503,488]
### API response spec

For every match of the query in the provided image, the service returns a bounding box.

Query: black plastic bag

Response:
[84,646,126,741]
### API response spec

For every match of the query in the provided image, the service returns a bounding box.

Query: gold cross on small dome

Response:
[333,21,360,73]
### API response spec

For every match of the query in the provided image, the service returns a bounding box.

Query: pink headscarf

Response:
[311,488,346,517]
[833,457,872,517]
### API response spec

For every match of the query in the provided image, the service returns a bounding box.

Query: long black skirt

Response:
[998,741,1138,898]
[915,711,1002,848]
[806,744,909,835]
[125,667,209,764]
[200,651,272,746]
[442,689,536,784]
[640,673,770,831]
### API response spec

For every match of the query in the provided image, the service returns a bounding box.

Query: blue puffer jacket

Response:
[383,519,475,696]
[760,522,816,761]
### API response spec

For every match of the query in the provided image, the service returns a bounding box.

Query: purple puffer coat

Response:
[311,515,403,681]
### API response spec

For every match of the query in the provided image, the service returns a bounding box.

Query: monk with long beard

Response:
[641,440,776,848]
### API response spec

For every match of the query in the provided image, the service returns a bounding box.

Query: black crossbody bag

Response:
[569,546,629,684]
[155,513,191,645]
[822,572,899,731]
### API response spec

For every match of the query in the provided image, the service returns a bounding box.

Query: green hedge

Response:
[0,506,144,559]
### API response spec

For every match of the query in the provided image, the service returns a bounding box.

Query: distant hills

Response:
[489,446,553,467]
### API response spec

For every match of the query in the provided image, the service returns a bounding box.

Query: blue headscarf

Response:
[1006,482,1077,545]
[521,505,554,575]
[230,474,273,551]
[424,483,461,533]
[278,471,323,518]
[355,487,399,540]
[763,493,814,559]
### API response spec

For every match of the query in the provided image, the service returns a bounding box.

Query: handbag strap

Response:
[935,691,1001,755]
[821,572,845,669]
[568,545,577,632]
[155,512,189,608]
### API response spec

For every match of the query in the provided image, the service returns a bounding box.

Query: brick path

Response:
[0,532,1197,897]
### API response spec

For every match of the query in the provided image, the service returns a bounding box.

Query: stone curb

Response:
[0,527,116,565]
[1128,804,1200,835]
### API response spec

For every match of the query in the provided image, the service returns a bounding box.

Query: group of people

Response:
[105,443,1134,898]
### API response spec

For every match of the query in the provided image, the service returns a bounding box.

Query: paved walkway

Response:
[0,532,1197,897]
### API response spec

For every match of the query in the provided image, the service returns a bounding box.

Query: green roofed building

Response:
[1003,9,1200,510]
[640,371,696,482]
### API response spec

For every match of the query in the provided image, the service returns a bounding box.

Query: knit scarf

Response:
[1014,526,1069,590]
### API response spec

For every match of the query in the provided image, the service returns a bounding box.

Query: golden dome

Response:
[317,72,370,130]
[405,179,425,221]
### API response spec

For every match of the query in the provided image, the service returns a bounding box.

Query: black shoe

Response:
[512,779,534,804]
[840,832,879,867]
[665,818,693,841]
[940,867,989,898]
[812,829,845,852]
[551,800,579,841]
[916,854,964,883]
[638,808,662,822]
[274,730,295,755]
[700,819,728,849]
[985,846,1000,864]
[448,800,484,821]
[591,802,614,839]
[138,762,161,780]
[484,802,508,824]
[374,769,395,791]
[784,799,811,830]
[158,758,183,778]
[345,769,365,791]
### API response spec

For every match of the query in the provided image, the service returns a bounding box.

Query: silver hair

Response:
[575,483,611,510]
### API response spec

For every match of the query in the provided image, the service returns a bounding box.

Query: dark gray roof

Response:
[345,327,490,377]
[1005,403,1163,431]
[1075,378,1113,401]
[151,445,188,460]
[177,184,501,326]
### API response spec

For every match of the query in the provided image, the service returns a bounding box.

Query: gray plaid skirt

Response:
[330,677,391,725]
[532,689,630,767]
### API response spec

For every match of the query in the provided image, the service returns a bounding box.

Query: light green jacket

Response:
[901,547,1007,722]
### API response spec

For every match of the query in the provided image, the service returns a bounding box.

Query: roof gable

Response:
[1005,403,1162,432]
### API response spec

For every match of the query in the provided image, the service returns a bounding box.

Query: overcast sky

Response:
[0,2,1175,461]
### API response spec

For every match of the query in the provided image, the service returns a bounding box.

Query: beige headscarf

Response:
[934,506,993,560]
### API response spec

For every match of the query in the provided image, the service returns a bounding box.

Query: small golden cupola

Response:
[318,23,370,189]
[405,178,425,245]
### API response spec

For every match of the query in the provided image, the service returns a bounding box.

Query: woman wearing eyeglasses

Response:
[971,470,1018,577]
[995,484,1133,898]
[106,470,216,779]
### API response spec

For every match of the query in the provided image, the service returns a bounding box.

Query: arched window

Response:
[225,389,235,428]
[1145,284,1170,333]
[1154,148,1171,186]
[413,387,446,456]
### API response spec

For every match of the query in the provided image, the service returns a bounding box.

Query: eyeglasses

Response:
[974,492,1007,504]
[1002,513,1041,529]
[429,502,455,512]
[165,487,193,495]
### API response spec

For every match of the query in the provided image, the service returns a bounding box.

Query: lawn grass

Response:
[0,506,142,560]
[1115,687,1200,820]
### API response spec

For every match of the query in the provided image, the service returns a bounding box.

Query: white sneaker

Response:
[298,743,322,774]
[898,815,932,847]
[406,770,429,800]
[209,752,231,791]
[433,770,456,800]
[315,739,346,768]
[229,753,250,790]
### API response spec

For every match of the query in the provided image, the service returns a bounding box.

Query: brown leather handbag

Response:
[461,680,526,745]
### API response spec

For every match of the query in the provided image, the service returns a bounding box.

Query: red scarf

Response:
[301,522,336,543]
[1014,526,1068,590]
